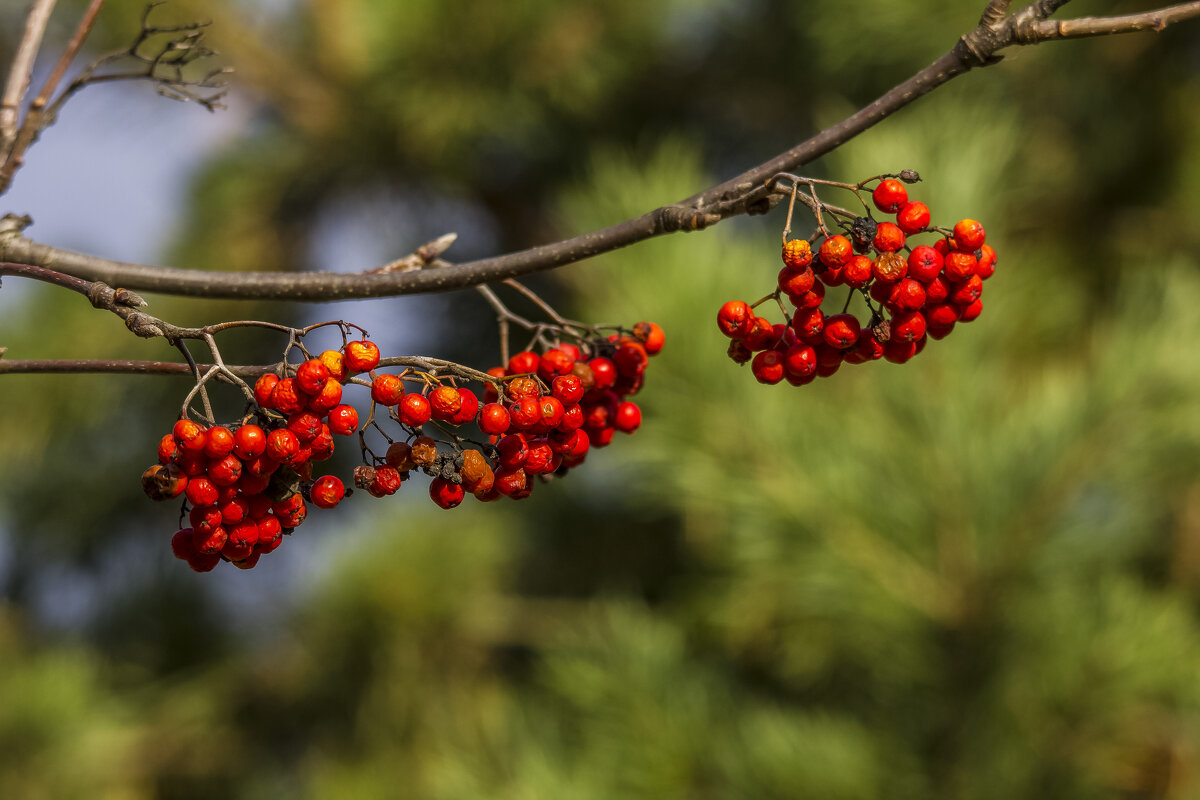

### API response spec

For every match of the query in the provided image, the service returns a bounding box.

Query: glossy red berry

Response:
[896,201,931,234]
[429,385,463,420]
[185,475,220,507]
[371,374,406,406]
[479,403,511,436]
[233,424,267,459]
[296,358,331,395]
[202,426,235,459]
[399,394,432,427]
[253,374,280,408]
[450,388,480,426]
[266,428,301,464]
[818,235,853,269]
[842,255,874,289]
[822,314,861,350]
[717,300,754,338]
[173,419,208,454]
[953,218,986,251]
[429,477,465,509]
[872,222,906,253]
[588,357,617,389]
[614,401,642,433]
[507,350,541,375]
[872,178,908,213]
[343,340,381,374]
[943,250,977,282]
[751,350,785,385]
[907,245,943,283]
[782,343,817,377]
[311,475,345,509]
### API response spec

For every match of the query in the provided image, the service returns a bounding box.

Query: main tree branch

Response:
[2,0,1198,301]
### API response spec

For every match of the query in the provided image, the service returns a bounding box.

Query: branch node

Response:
[124,312,166,338]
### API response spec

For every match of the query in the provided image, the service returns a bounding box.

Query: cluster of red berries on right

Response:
[718,176,997,385]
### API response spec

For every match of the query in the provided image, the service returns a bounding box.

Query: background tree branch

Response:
[2,0,1198,304]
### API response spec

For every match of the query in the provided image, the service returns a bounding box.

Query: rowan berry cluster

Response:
[143,322,663,572]
[717,173,997,385]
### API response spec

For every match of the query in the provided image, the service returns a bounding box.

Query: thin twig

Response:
[0,0,107,195]
[0,0,58,154]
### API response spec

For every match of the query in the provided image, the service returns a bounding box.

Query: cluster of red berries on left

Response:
[143,323,663,572]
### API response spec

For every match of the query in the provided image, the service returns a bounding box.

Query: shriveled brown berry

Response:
[409,436,439,468]
[385,441,414,471]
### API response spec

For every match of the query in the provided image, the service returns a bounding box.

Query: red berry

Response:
[960,298,983,322]
[872,222,906,253]
[497,433,530,470]
[257,514,283,543]
[399,394,432,427]
[614,401,642,433]
[343,340,381,374]
[311,475,345,509]
[976,244,997,279]
[295,358,330,395]
[778,265,815,296]
[925,303,961,327]
[873,251,907,283]
[953,218,986,251]
[479,403,511,436]
[270,378,309,416]
[429,385,463,420]
[309,377,344,415]
[287,411,323,445]
[950,274,983,306]
[887,278,927,312]
[717,300,754,338]
[783,343,817,377]
[891,310,927,343]
[173,419,208,454]
[157,434,180,465]
[792,307,824,343]
[822,314,861,350]
[493,468,528,497]
[371,374,405,406]
[872,178,908,213]
[186,475,220,507]
[507,350,541,375]
[907,245,943,283]
[614,341,649,377]
[943,250,977,282]
[818,235,853,269]
[751,350,785,385]
[843,255,874,289]
[233,424,267,459]
[187,525,224,560]
[509,397,542,430]
[171,528,197,560]
[203,426,235,459]
[787,280,825,310]
[896,201,931,234]
[430,477,465,509]
[633,322,666,355]
[588,357,617,389]
[539,396,566,429]
[551,374,584,405]
[253,374,280,408]
[537,348,576,382]
[266,428,301,464]
[207,454,243,487]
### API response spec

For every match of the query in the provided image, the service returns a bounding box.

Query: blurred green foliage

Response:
[2,0,1200,797]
